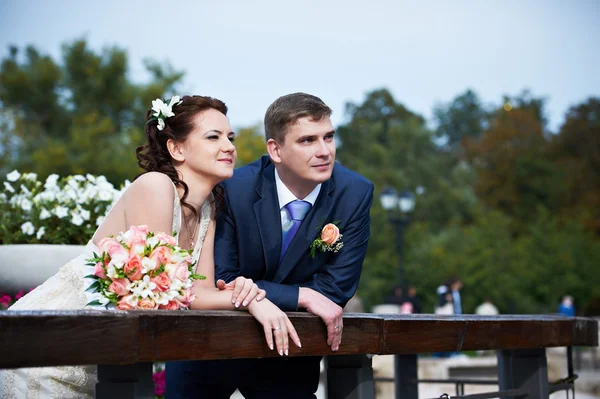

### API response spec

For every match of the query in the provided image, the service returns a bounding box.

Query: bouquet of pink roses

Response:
[85,225,204,310]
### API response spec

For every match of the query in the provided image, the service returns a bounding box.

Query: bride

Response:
[0,95,300,398]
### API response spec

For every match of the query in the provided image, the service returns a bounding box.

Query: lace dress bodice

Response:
[0,182,213,398]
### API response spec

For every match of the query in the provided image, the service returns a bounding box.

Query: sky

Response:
[0,0,599,132]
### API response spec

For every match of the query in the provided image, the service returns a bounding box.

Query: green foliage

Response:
[338,88,600,316]
[0,39,184,183]
[234,124,266,167]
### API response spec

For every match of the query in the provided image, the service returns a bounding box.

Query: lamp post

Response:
[380,186,417,399]
[380,186,415,290]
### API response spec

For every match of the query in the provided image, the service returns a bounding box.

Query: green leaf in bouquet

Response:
[85,280,101,292]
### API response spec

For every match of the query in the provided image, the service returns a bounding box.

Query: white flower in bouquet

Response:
[36,227,45,240]
[6,170,20,182]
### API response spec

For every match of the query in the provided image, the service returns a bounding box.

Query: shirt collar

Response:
[274,168,321,209]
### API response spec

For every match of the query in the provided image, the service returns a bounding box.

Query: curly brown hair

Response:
[136,95,228,219]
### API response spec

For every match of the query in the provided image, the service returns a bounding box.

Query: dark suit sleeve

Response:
[214,189,242,285]
[257,184,374,310]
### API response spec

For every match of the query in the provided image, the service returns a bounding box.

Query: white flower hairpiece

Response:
[150,95,183,131]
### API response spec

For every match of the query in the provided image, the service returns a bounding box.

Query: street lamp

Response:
[380,185,418,399]
[380,186,415,290]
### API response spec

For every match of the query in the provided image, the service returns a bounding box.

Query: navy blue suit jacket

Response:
[214,156,374,311]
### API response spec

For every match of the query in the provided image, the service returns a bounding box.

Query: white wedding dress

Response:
[0,184,212,398]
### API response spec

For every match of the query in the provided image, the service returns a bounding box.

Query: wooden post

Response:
[326,355,375,399]
[395,354,418,399]
[96,363,154,399]
[497,348,549,399]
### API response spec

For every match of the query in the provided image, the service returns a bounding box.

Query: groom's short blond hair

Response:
[264,93,332,143]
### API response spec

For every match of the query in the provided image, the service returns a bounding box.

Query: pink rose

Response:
[130,225,149,239]
[152,272,171,293]
[176,288,195,309]
[117,294,136,310]
[138,298,157,310]
[150,246,172,266]
[93,262,106,279]
[105,241,129,264]
[97,237,119,254]
[124,255,143,281]
[173,263,190,282]
[155,232,177,246]
[108,278,131,296]
[128,235,147,255]
[159,301,179,310]
[320,223,340,245]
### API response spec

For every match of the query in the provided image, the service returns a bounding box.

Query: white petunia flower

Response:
[20,198,32,212]
[80,209,90,221]
[71,213,84,226]
[54,206,69,218]
[96,216,105,226]
[44,174,60,190]
[86,174,96,183]
[36,227,45,240]
[21,222,35,235]
[6,170,21,182]
[39,208,52,220]
[20,184,31,195]
[25,173,37,182]
[4,182,15,193]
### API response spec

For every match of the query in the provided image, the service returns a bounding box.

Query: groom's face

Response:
[275,116,336,186]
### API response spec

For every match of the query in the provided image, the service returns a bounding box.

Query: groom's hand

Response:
[217,278,266,308]
[298,287,343,351]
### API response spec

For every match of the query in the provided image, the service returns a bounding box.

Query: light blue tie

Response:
[280,200,311,261]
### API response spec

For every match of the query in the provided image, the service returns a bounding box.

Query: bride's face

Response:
[180,108,237,182]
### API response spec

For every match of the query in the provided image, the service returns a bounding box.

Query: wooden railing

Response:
[1,311,598,399]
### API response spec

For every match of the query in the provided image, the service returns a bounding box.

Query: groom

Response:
[170,93,373,398]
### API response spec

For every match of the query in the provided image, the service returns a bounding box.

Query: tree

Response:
[549,98,600,233]
[234,124,267,167]
[0,39,184,183]
[464,101,565,229]
[433,89,489,148]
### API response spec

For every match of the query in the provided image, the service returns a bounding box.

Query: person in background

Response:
[475,297,499,316]
[404,286,422,314]
[558,295,576,317]
[449,277,463,315]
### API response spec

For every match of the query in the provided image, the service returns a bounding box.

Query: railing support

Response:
[395,354,419,399]
[327,354,375,399]
[96,363,154,399]
[497,348,549,399]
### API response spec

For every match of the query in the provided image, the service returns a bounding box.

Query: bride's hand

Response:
[247,298,301,356]
[216,277,266,308]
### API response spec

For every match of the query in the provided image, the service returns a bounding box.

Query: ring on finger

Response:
[273,326,281,331]
[334,325,341,329]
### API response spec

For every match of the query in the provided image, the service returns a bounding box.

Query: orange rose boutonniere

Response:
[309,221,344,258]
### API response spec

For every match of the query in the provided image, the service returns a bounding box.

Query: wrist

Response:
[298,287,312,309]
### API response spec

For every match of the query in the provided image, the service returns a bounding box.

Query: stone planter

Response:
[0,244,85,292]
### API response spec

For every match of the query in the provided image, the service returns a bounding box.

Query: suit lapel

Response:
[274,177,336,282]
[253,162,282,278]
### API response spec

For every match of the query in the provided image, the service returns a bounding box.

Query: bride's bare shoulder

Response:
[123,172,175,204]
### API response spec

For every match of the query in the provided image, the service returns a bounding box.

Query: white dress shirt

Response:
[274,168,321,228]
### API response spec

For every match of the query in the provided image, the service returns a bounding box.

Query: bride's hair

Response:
[136,95,227,219]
